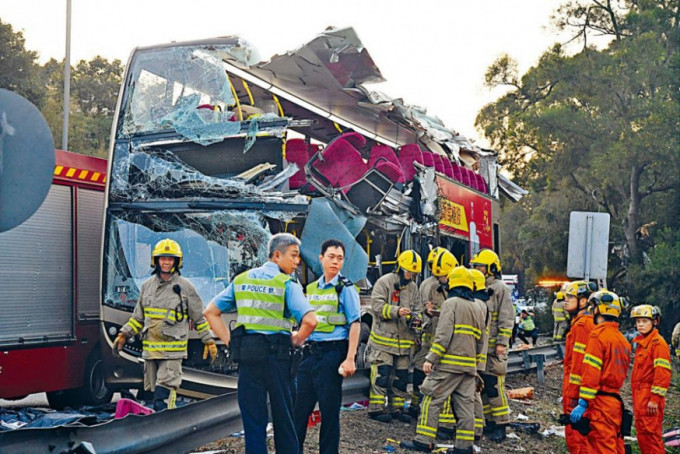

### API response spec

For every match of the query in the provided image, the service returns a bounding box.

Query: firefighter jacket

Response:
[562,312,595,403]
[368,272,422,356]
[419,276,447,348]
[578,321,631,401]
[425,294,487,375]
[632,329,671,404]
[473,294,491,372]
[122,273,212,360]
[484,276,514,350]
[672,322,680,354]
[552,299,567,322]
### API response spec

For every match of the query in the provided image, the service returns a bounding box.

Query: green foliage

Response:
[0,19,45,108]
[0,21,123,157]
[479,1,680,334]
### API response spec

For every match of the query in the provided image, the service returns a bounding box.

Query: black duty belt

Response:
[304,339,348,356]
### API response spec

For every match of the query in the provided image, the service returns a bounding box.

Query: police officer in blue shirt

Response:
[293,239,361,454]
[204,233,317,454]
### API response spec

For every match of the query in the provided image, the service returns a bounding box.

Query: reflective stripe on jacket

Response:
[562,312,594,400]
[306,280,347,332]
[632,329,671,402]
[368,273,422,356]
[578,321,631,401]
[552,299,567,321]
[520,316,535,331]
[233,272,292,332]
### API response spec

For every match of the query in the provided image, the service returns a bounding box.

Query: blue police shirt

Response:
[307,274,361,342]
[211,261,313,335]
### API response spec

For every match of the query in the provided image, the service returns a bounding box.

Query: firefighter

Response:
[410,248,457,431]
[112,238,217,411]
[570,290,631,454]
[401,266,486,454]
[630,304,671,454]
[469,268,491,445]
[673,321,680,358]
[203,233,317,454]
[293,239,361,454]
[470,249,513,442]
[561,280,596,454]
[552,290,568,341]
[367,250,423,423]
[517,309,538,346]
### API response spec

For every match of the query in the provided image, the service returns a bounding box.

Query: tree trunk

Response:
[623,165,643,264]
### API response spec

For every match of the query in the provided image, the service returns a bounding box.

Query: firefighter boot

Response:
[399,439,433,452]
[446,448,473,454]
[487,423,507,442]
[436,427,456,441]
[483,420,496,435]
[152,386,172,412]
[368,411,393,423]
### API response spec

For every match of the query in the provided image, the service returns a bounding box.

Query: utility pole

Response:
[62,0,71,151]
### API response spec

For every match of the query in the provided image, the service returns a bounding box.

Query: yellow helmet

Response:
[447,266,474,290]
[469,268,486,291]
[469,249,501,276]
[630,304,660,320]
[151,238,183,270]
[555,291,565,301]
[431,250,458,277]
[564,280,597,299]
[589,290,622,318]
[397,250,422,274]
[427,247,446,265]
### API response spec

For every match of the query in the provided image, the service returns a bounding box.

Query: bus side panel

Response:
[77,188,105,320]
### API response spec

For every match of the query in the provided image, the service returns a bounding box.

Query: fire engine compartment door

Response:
[0,184,74,346]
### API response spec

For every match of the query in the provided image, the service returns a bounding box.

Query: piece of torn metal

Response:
[498,173,528,202]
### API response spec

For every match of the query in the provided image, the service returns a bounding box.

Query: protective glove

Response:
[475,374,485,393]
[203,340,218,364]
[570,398,588,424]
[112,333,128,352]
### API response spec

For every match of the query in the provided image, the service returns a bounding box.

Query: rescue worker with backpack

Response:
[469,249,513,442]
[630,304,671,454]
[112,238,218,411]
[401,266,487,454]
[203,233,317,454]
[570,290,631,454]
[293,239,361,454]
[367,250,424,423]
[552,290,568,341]
[410,248,458,438]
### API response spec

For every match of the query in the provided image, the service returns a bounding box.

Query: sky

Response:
[1,0,572,147]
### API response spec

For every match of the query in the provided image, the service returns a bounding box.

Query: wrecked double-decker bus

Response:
[101,28,523,397]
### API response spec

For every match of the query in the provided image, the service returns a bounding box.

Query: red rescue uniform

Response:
[579,321,631,454]
[632,329,671,454]
[562,312,594,453]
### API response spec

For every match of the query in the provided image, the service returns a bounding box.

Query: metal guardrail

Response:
[0,371,370,454]
[0,345,557,453]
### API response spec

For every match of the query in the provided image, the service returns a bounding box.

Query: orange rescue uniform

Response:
[578,321,631,454]
[632,329,671,454]
[562,312,594,453]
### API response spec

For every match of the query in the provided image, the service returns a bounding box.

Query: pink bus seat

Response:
[432,154,446,174]
[442,158,455,179]
[397,144,424,181]
[338,131,366,150]
[308,136,368,189]
[461,167,472,187]
[452,163,463,182]
[286,138,310,189]
[421,150,435,168]
[368,145,404,183]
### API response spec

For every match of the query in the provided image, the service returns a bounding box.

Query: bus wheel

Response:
[46,389,76,410]
[79,350,113,406]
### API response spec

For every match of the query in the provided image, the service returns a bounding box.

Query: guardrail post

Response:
[522,351,530,372]
[531,354,545,385]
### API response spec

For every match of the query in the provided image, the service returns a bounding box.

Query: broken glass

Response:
[103,210,271,310]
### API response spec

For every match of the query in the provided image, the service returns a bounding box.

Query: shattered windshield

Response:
[103,210,271,310]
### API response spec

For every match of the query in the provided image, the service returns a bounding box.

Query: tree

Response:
[0,19,46,108]
[477,1,680,301]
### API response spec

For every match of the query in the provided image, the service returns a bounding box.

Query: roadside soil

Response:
[196,356,680,454]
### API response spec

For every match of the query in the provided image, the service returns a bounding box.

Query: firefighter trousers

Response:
[585,394,624,454]
[411,367,456,430]
[633,386,666,454]
[480,371,509,424]
[474,392,484,439]
[553,321,568,341]
[563,398,587,454]
[368,350,411,415]
[415,370,475,450]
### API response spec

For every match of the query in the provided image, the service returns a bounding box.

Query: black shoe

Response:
[436,427,455,440]
[400,439,433,452]
[368,411,393,423]
[482,420,496,434]
[391,411,412,423]
[407,405,420,419]
[447,448,472,454]
[487,424,507,442]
